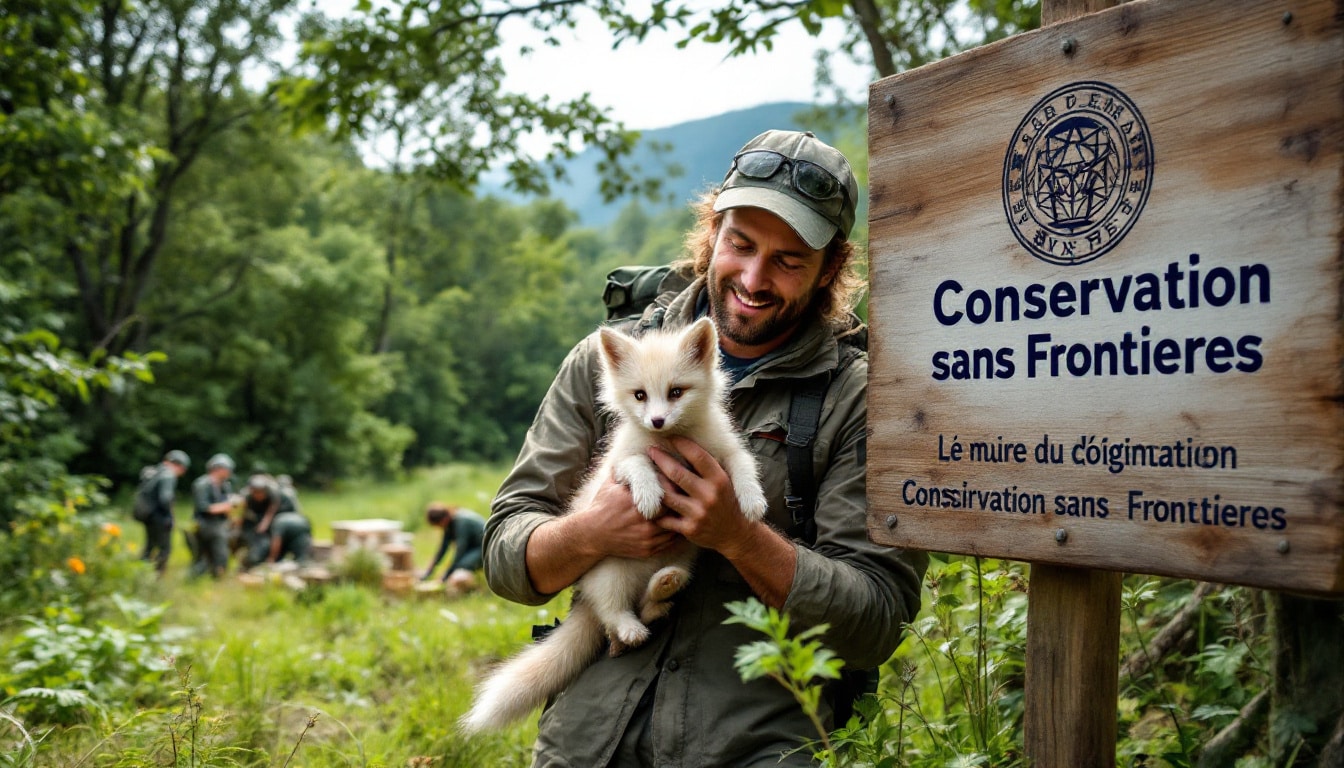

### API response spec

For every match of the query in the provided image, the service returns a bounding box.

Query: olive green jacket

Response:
[484,277,928,768]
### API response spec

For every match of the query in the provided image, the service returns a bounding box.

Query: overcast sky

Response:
[496,13,874,131]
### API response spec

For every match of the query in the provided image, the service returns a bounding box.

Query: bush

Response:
[0,595,184,726]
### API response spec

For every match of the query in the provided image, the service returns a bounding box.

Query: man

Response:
[265,507,313,565]
[420,502,486,595]
[136,449,191,574]
[240,473,294,569]
[484,129,928,767]
[190,453,240,578]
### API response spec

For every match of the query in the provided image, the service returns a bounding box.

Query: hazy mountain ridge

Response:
[491,101,826,227]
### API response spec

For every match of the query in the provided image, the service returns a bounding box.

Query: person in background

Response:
[239,473,292,569]
[421,502,486,595]
[136,449,191,574]
[276,474,301,511]
[266,507,313,565]
[190,453,240,578]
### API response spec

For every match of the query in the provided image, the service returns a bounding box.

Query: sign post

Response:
[865,0,1344,763]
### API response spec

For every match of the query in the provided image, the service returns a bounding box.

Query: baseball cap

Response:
[164,449,191,469]
[714,130,859,250]
[206,453,235,472]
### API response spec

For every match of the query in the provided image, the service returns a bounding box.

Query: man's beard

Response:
[708,266,819,350]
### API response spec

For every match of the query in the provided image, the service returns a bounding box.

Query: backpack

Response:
[601,264,879,724]
[132,464,160,523]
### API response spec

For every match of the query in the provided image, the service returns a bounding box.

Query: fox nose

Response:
[650,417,665,430]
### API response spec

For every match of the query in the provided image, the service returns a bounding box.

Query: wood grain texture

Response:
[1024,564,1123,767]
[865,0,1344,594]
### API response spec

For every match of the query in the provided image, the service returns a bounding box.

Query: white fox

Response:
[460,316,767,732]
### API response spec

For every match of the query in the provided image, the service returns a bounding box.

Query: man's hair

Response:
[675,191,865,327]
[425,502,452,526]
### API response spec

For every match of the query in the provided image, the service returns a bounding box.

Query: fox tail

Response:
[458,601,605,733]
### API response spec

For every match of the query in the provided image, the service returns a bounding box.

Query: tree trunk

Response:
[1269,592,1344,766]
[849,0,897,78]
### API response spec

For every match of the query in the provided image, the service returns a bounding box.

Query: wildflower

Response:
[67,556,86,575]
[101,522,122,538]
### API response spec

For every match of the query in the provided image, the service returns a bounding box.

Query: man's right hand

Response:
[524,475,682,595]
[580,477,682,559]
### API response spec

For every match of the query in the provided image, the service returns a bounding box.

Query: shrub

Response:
[0,595,184,725]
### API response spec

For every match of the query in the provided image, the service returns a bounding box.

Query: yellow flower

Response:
[67,557,86,575]
[101,522,122,538]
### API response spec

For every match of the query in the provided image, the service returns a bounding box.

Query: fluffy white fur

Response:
[459,317,767,732]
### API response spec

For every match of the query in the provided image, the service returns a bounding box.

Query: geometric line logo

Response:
[1003,81,1154,265]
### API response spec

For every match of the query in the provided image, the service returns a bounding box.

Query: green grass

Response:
[23,462,559,767]
[8,464,1278,766]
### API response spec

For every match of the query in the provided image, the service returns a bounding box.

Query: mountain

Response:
[488,102,837,228]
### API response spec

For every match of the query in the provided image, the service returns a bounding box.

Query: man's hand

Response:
[649,435,797,609]
[578,476,683,559]
[524,473,682,596]
[646,437,754,558]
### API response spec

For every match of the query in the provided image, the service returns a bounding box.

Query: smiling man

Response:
[484,129,928,767]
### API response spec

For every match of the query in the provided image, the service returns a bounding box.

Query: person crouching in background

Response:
[421,502,485,596]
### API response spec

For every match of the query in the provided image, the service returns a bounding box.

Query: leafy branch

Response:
[724,598,844,759]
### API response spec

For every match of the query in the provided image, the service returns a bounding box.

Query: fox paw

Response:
[736,486,768,521]
[629,481,665,519]
[646,566,690,603]
[611,616,651,648]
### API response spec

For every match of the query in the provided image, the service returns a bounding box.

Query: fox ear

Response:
[683,317,717,366]
[598,327,632,369]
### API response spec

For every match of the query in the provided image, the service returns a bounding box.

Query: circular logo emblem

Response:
[1003,81,1153,265]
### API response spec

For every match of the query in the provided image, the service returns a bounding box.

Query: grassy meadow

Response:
[7,464,559,767]
[2,463,1277,767]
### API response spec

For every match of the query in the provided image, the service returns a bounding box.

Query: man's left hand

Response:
[648,436,754,559]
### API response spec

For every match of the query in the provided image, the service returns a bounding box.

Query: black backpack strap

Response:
[785,374,829,545]
[784,342,864,545]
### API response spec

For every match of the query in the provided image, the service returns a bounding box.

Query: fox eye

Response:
[668,387,683,399]
[634,390,646,401]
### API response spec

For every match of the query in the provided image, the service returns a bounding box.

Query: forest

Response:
[3,0,1343,765]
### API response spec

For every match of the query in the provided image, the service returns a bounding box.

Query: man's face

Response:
[210,467,231,483]
[707,207,832,358]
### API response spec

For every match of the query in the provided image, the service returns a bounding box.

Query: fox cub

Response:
[460,316,767,732]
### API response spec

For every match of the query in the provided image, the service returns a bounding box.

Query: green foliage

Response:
[279,0,643,198]
[334,546,385,589]
[725,598,845,759]
[738,559,1281,768]
[1,597,181,726]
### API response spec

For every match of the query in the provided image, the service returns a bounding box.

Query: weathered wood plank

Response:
[1024,564,1122,766]
[866,0,1344,594]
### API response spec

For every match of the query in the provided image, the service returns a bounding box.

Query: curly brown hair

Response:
[673,191,865,328]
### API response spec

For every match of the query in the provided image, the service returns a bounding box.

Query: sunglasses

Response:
[727,150,848,207]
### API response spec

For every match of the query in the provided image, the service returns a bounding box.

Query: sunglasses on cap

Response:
[726,150,849,207]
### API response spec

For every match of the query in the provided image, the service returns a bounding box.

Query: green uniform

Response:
[138,463,178,572]
[241,479,290,568]
[485,277,928,767]
[269,511,312,563]
[191,474,234,578]
[423,508,486,581]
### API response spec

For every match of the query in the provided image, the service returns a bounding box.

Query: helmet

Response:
[164,449,191,469]
[247,474,271,491]
[205,453,236,472]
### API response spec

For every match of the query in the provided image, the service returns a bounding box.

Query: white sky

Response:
[495,13,873,131]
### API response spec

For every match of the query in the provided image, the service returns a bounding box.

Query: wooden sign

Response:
[866,0,1344,594]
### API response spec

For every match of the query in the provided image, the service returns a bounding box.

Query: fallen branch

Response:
[1195,690,1269,768]
[1122,581,1219,682]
